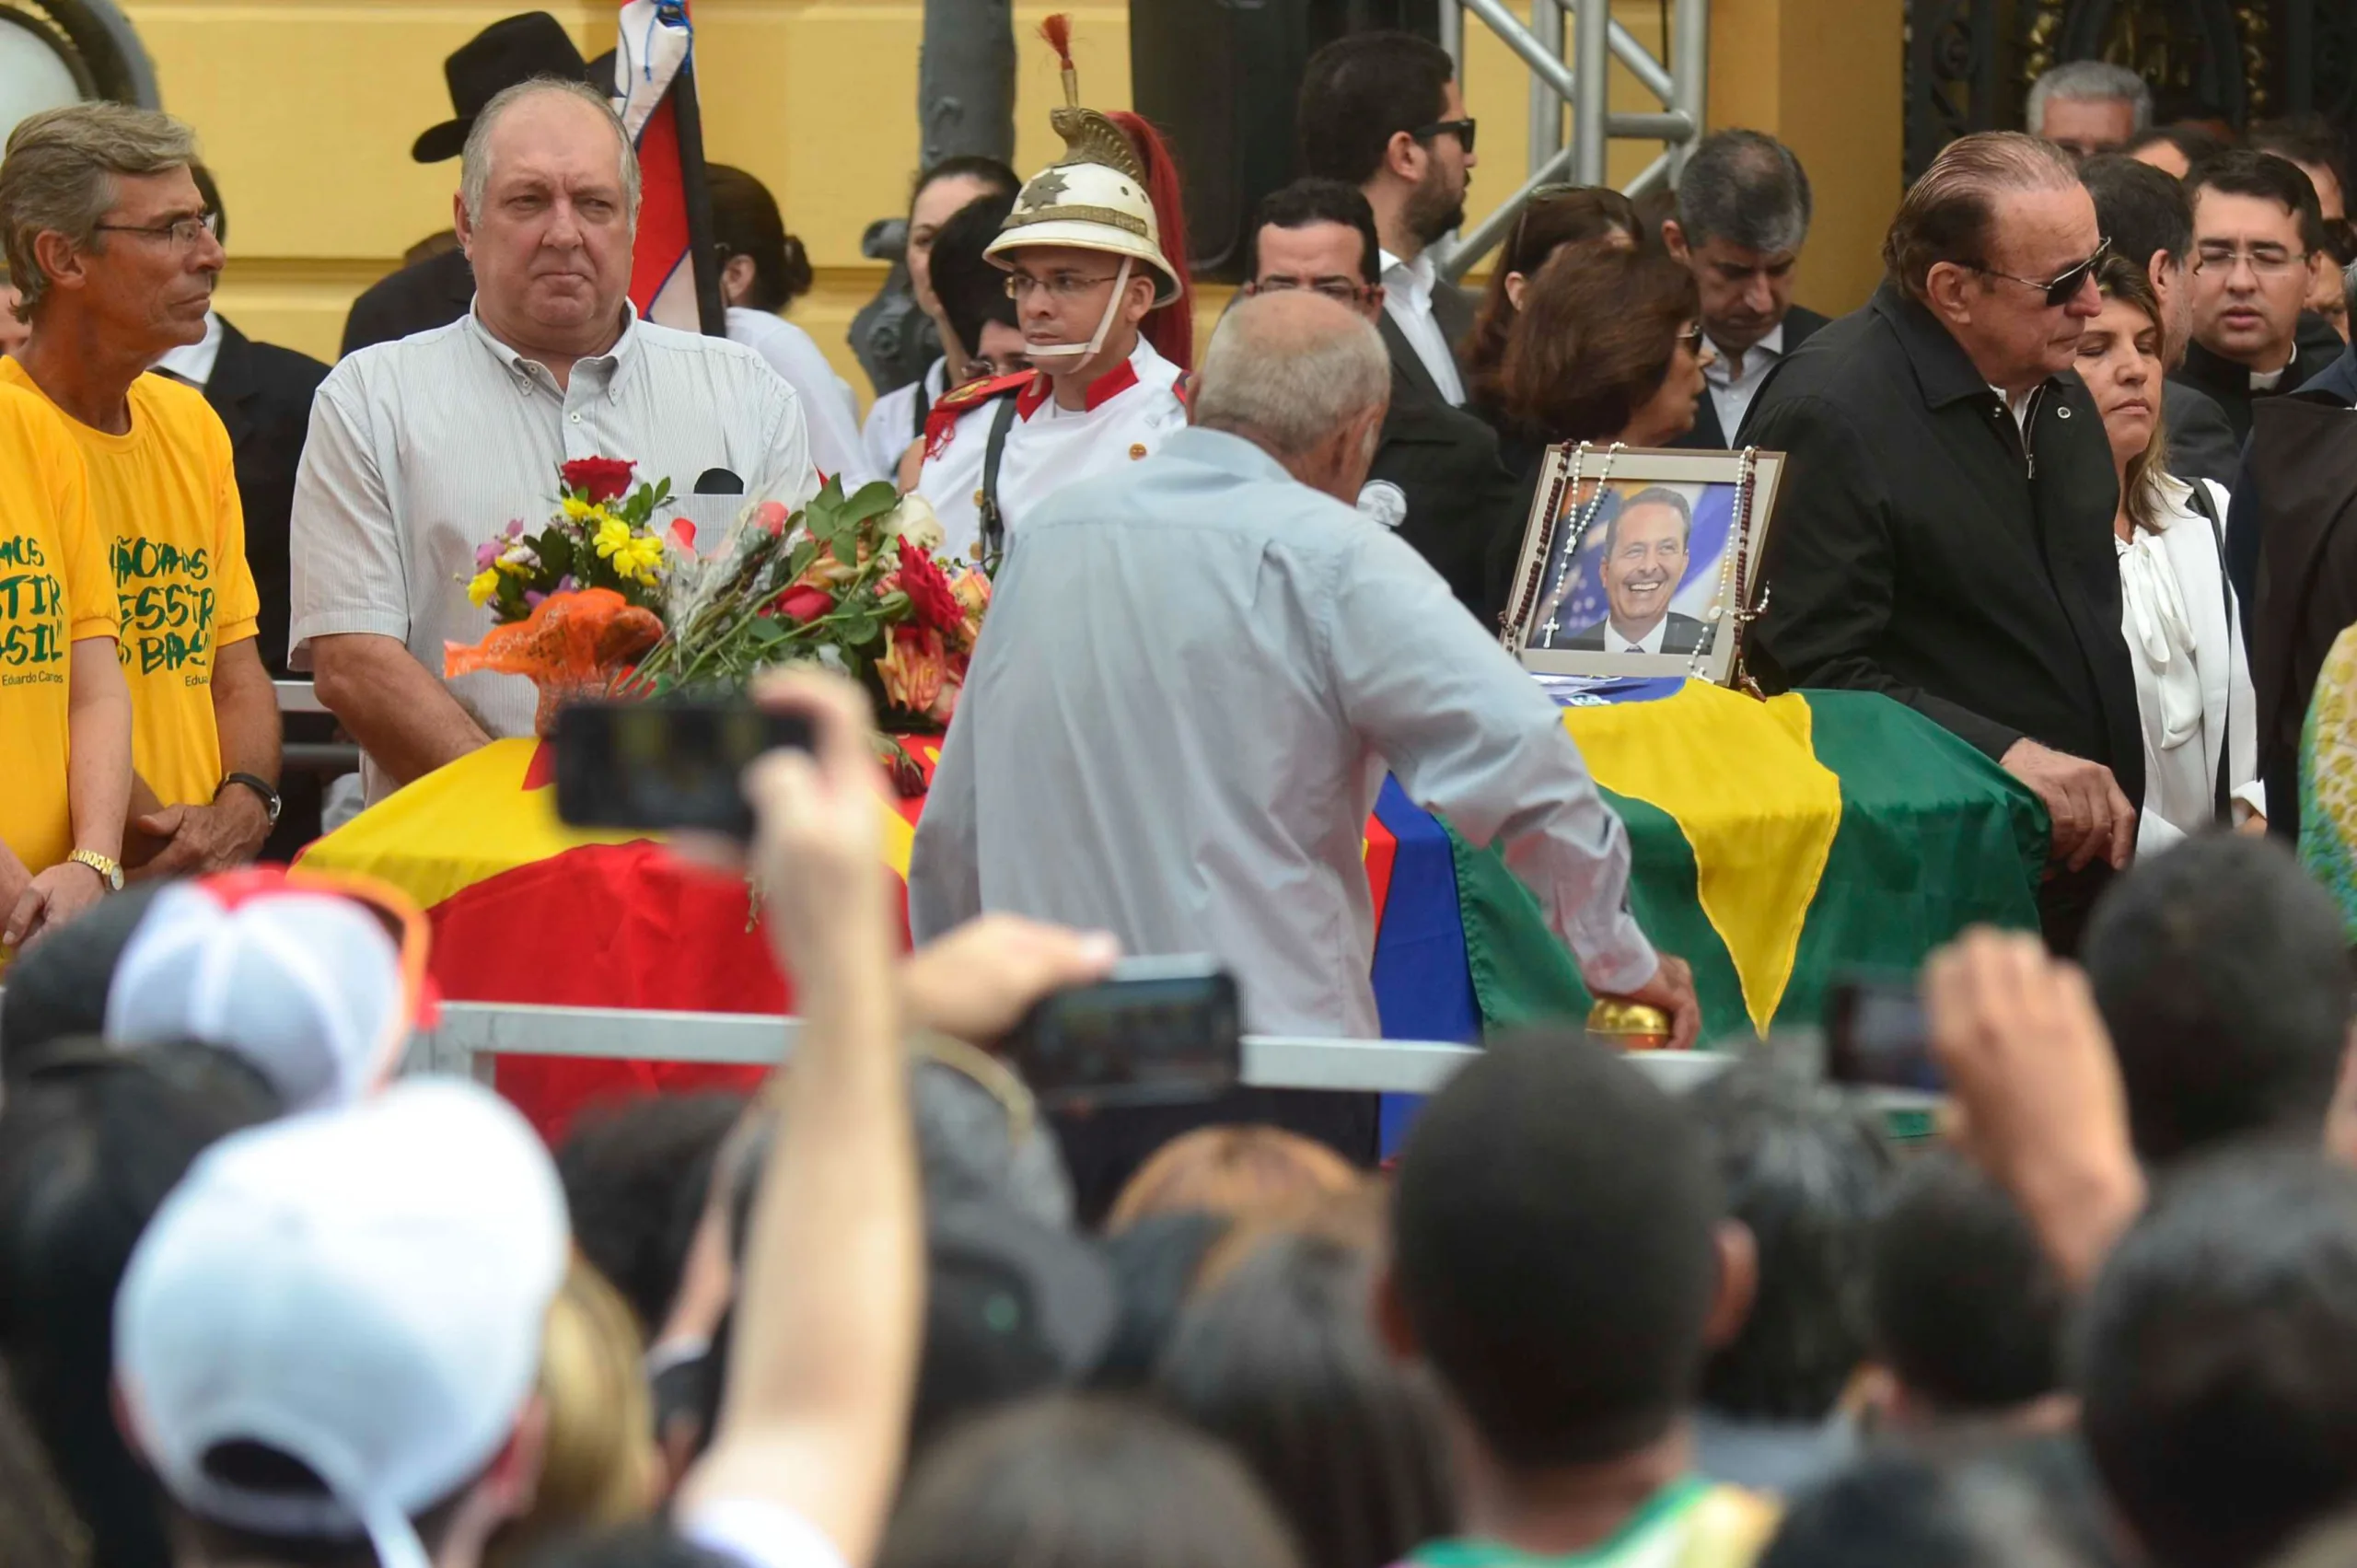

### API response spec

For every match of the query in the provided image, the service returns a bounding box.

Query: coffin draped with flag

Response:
[297,681,2046,1137]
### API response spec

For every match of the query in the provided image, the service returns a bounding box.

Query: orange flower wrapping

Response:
[877,625,948,714]
[443,587,664,735]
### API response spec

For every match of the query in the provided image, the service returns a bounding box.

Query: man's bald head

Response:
[459,77,639,226]
[1195,291,1389,459]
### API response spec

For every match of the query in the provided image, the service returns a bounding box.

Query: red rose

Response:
[896,537,965,636]
[755,500,791,537]
[561,457,635,504]
[772,585,834,622]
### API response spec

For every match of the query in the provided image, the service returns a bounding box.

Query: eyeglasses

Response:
[1244,276,1373,305]
[92,210,219,250]
[1004,272,1121,301]
[1968,238,2110,307]
[1411,117,1478,157]
[1676,322,1705,346]
[2194,241,2309,277]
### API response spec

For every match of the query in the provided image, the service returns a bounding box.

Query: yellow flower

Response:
[466,568,500,607]
[561,494,595,522]
[592,516,634,561]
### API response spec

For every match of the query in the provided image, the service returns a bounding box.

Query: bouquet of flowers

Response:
[461,457,682,624]
[631,476,990,729]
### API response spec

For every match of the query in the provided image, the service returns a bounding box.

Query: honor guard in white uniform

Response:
[910,80,1194,565]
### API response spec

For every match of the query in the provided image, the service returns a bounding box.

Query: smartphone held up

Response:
[553,697,814,840]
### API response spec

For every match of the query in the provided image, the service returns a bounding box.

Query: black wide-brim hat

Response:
[412,11,616,164]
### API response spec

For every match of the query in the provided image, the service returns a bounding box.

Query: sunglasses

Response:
[1411,117,1478,157]
[1969,238,2111,308]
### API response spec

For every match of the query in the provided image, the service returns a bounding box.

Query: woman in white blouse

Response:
[2077,255,2265,853]
[709,164,878,487]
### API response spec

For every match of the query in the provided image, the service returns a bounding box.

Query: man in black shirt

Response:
[2174,151,2343,448]
[1243,179,1522,619]
[2077,154,2241,488]
[1742,133,2141,948]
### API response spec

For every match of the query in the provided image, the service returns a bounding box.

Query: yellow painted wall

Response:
[128,0,1898,397]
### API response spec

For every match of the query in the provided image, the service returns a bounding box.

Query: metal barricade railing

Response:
[1434,0,1709,282]
[403,1000,1740,1097]
[273,679,362,781]
[273,679,326,714]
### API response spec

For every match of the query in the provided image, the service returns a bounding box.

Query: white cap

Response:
[114,1079,569,1568]
[104,877,410,1110]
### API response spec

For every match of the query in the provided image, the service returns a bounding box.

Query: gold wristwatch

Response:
[67,849,123,893]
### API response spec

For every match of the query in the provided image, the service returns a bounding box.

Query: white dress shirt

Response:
[861,355,948,480]
[725,307,875,486]
[1608,617,1669,656]
[914,336,1188,563]
[1379,247,1467,405]
[153,309,224,389]
[1702,321,1782,443]
[911,426,1660,1037]
[2114,475,2265,852]
[289,303,816,803]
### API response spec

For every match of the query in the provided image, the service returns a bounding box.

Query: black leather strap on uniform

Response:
[978,394,1021,565]
[911,378,932,440]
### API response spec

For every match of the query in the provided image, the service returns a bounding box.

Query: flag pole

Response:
[668,47,727,338]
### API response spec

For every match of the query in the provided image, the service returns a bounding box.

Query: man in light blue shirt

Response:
[910,292,1696,1047]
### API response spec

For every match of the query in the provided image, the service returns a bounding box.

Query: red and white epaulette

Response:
[922,370,1037,462]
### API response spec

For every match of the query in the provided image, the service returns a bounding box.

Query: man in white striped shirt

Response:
[290,78,814,805]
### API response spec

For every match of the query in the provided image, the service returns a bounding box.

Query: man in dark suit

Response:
[1741,133,2142,951]
[1244,180,1521,619]
[2174,151,2345,449]
[176,166,331,677]
[1662,130,1830,450]
[1561,489,1711,655]
[1299,32,1480,408]
[340,13,608,355]
[2078,154,2243,489]
[2237,343,2357,845]
[172,166,334,857]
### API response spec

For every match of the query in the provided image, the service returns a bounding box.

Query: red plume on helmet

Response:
[1105,110,1196,372]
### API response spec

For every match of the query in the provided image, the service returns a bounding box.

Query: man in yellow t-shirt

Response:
[0,103,280,876]
[0,379,133,950]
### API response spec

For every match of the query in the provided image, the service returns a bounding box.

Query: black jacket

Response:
[1563,610,1709,654]
[204,319,330,675]
[1376,277,1478,407]
[1671,305,1829,451]
[1738,281,2142,807]
[1367,368,1527,621]
[340,247,473,358]
[2172,308,2347,447]
[2161,379,2241,490]
[2231,343,2357,842]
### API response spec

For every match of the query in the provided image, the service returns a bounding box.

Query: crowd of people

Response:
[10,8,2357,1568]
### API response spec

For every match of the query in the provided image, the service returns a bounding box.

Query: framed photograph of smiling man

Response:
[1500,444,1787,688]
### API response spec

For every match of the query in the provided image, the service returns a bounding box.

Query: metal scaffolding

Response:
[1434,0,1709,282]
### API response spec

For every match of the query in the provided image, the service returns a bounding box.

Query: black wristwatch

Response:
[217,772,283,827]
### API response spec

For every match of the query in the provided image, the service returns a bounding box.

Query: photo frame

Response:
[1499,443,1787,689]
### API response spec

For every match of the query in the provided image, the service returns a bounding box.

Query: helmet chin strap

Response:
[1025,257,1135,366]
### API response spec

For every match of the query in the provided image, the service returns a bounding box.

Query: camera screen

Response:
[554,701,813,837]
[1825,978,1941,1092]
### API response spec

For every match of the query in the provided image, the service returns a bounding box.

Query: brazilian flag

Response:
[1461,684,2049,1040]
